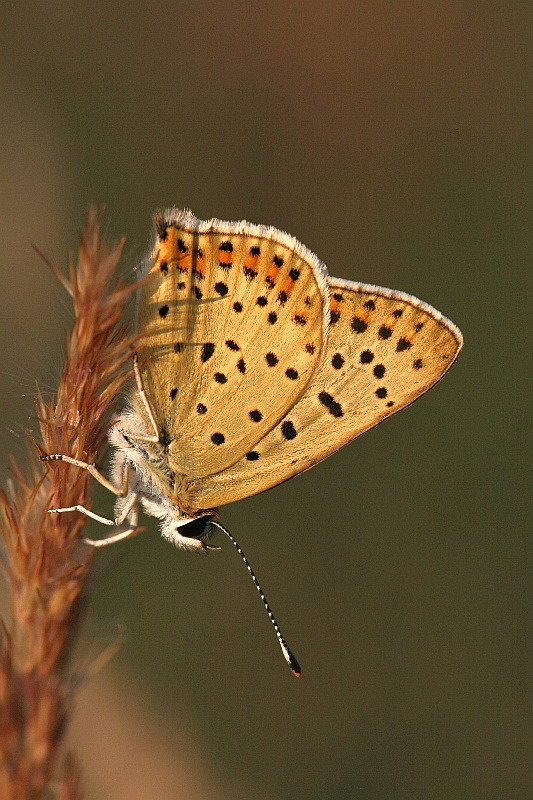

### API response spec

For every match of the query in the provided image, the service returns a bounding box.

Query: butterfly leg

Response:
[84,498,141,548]
[131,354,160,442]
[49,489,142,547]
[83,524,140,548]
[49,504,122,525]
[45,458,143,545]
[42,454,126,497]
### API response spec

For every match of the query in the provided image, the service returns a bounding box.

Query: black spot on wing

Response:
[215,281,228,296]
[351,316,368,333]
[281,420,297,440]
[156,218,169,240]
[201,343,215,362]
[396,337,412,352]
[318,392,343,417]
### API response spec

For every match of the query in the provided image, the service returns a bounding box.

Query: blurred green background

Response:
[0,2,529,798]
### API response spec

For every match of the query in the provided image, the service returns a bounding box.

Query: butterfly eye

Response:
[179,515,213,539]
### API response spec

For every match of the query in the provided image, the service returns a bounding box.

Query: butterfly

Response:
[45,209,462,675]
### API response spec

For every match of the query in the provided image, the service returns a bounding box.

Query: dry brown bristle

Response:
[0,208,136,797]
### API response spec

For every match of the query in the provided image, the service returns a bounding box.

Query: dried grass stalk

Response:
[0,209,136,799]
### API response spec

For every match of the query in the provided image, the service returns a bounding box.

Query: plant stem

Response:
[0,210,136,799]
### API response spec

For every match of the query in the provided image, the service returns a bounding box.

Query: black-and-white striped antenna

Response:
[209,521,301,677]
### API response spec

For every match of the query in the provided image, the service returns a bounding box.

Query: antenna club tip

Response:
[288,654,301,677]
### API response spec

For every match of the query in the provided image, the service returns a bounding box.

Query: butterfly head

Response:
[162,511,218,551]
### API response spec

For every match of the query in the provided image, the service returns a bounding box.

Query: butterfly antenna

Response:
[209,521,301,677]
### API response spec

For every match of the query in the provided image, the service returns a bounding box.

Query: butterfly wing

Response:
[136,210,329,477]
[179,276,462,509]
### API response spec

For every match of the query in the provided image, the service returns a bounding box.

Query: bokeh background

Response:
[0,2,529,798]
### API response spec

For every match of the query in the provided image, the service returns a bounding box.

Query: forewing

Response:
[180,277,462,509]
[136,210,329,477]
